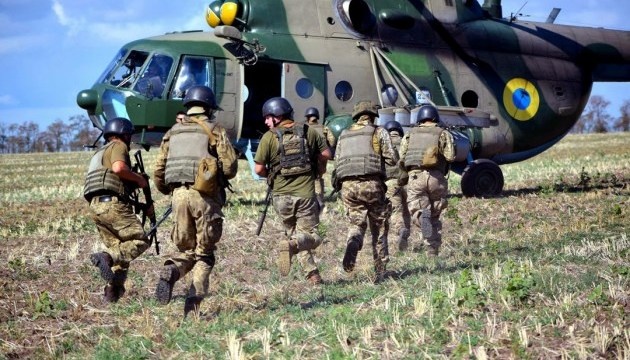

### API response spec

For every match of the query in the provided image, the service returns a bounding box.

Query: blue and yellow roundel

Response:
[503,78,540,121]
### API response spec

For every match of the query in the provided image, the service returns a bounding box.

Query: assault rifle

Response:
[144,206,172,244]
[255,185,272,236]
[132,150,159,254]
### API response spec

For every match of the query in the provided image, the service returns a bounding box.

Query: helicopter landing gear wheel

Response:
[460,159,504,197]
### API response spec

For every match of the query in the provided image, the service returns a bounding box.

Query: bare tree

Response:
[613,100,630,132]
[44,120,71,152]
[69,115,102,150]
[574,96,613,133]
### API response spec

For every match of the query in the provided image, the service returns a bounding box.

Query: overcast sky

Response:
[0,0,628,129]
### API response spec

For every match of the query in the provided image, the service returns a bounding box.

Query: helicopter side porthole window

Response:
[335,81,354,102]
[296,78,314,99]
[461,90,479,108]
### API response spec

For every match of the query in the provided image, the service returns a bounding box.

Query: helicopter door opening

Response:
[242,61,282,140]
[282,62,326,124]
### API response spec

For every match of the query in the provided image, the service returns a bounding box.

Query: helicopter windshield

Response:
[133,54,173,98]
[108,50,150,88]
[171,56,214,98]
[96,48,128,85]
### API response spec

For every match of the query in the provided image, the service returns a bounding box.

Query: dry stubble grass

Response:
[0,132,628,359]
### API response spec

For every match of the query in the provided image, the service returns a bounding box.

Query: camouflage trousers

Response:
[385,178,411,243]
[89,197,150,273]
[407,169,448,250]
[340,179,391,265]
[314,176,325,215]
[164,187,224,298]
[272,194,322,276]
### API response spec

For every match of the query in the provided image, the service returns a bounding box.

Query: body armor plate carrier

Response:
[84,142,126,200]
[275,124,312,177]
[336,125,384,180]
[404,126,448,173]
[165,123,216,185]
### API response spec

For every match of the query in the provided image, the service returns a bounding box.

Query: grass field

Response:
[0,132,628,359]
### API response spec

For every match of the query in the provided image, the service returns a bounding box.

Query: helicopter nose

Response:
[76,89,98,113]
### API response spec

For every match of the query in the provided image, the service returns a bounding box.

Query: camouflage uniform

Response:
[307,117,336,213]
[254,119,329,282]
[153,110,238,312]
[399,122,453,255]
[335,102,398,279]
[384,131,411,250]
[84,139,150,302]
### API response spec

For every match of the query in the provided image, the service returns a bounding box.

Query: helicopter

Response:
[76,0,630,197]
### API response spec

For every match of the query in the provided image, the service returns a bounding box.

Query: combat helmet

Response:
[416,105,440,123]
[304,107,319,119]
[262,97,294,118]
[352,100,379,120]
[103,117,134,138]
[183,85,218,109]
[384,120,404,137]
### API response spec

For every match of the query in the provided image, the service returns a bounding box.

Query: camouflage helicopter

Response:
[76,0,630,197]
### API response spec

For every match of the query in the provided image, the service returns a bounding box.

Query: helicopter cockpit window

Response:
[96,48,128,85]
[296,78,314,99]
[335,81,353,102]
[133,54,173,99]
[108,50,149,88]
[172,56,214,99]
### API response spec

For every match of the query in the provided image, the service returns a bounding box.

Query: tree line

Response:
[1,96,629,154]
[0,115,101,154]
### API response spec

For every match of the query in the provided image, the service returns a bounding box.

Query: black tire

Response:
[460,159,504,197]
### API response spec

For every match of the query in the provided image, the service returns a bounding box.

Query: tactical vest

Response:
[385,135,402,180]
[403,126,448,173]
[335,125,384,180]
[274,124,312,177]
[83,142,126,200]
[165,122,216,185]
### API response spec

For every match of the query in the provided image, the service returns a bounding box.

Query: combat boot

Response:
[278,240,298,276]
[183,296,203,318]
[373,261,386,284]
[155,264,180,305]
[398,228,410,252]
[90,252,114,282]
[306,269,323,285]
[103,270,127,303]
[420,210,435,239]
[342,240,361,273]
[427,246,440,257]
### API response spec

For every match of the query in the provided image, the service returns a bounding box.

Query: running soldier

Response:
[255,97,332,284]
[383,120,411,251]
[304,107,336,213]
[334,101,398,282]
[399,105,455,256]
[153,85,238,317]
[84,117,153,303]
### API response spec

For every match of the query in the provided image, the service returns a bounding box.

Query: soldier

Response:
[304,107,336,213]
[334,101,398,282]
[153,85,238,317]
[383,121,411,251]
[84,117,153,303]
[254,97,332,285]
[399,105,455,256]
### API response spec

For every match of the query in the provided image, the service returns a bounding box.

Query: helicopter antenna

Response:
[83,131,103,149]
[509,1,528,22]
[546,8,561,24]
